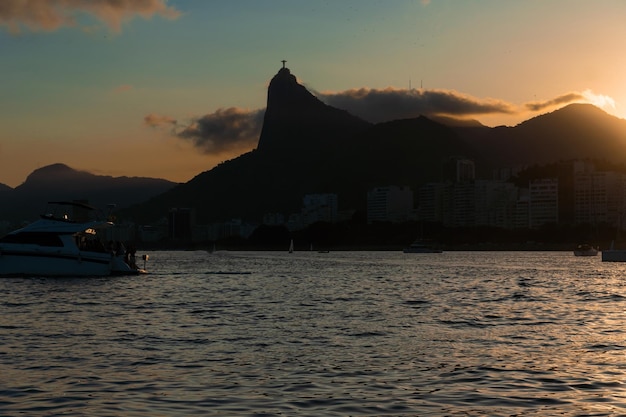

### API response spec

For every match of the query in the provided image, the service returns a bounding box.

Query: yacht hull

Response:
[0,250,142,276]
[0,249,113,277]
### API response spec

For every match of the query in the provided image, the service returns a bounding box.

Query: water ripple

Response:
[2,251,626,415]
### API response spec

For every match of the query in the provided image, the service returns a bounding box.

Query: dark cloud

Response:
[176,108,264,155]
[525,92,585,112]
[314,87,610,124]
[144,113,177,127]
[145,87,610,155]
[315,87,517,123]
[0,0,180,34]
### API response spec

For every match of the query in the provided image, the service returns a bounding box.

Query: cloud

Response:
[582,89,616,110]
[146,108,265,155]
[144,113,177,128]
[0,0,181,34]
[524,92,585,112]
[178,108,264,154]
[113,84,133,93]
[314,86,619,124]
[146,87,618,156]
[525,90,616,114]
[316,87,517,123]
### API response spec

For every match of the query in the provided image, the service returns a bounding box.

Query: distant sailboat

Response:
[289,239,294,253]
[404,217,441,253]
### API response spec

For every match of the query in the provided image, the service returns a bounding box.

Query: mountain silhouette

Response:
[0,163,177,223]
[121,66,486,224]
[5,67,626,229]
[258,67,371,156]
[121,68,626,225]
[462,103,626,167]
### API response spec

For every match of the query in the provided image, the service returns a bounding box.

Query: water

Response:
[2,250,626,416]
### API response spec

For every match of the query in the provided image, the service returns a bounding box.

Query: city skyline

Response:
[2,0,626,188]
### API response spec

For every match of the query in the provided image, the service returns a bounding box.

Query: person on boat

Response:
[114,241,125,257]
[125,245,138,269]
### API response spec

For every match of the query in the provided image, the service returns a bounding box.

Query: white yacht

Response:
[0,201,145,277]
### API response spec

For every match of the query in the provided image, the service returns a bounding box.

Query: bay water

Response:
[2,250,626,416]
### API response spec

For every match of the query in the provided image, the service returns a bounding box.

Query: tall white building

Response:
[529,179,558,228]
[474,180,519,229]
[367,186,414,224]
[440,182,475,227]
[418,182,446,223]
[444,156,475,183]
[573,161,626,228]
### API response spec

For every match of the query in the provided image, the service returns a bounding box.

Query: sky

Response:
[2,0,626,188]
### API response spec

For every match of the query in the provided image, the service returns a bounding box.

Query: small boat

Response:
[0,201,147,277]
[573,243,598,257]
[403,240,442,254]
[602,240,626,262]
[602,249,626,262]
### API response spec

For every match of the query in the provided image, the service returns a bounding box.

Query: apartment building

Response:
[367,186,414,224]
[529,179,559,228]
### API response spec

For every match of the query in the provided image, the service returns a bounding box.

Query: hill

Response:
[121,68,626,225]
[459,103,626,168]
[10,66,625,228]
[120,68,491,224]
[0,163,177,223]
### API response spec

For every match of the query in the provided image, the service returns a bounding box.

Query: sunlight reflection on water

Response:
[2,250,626,415]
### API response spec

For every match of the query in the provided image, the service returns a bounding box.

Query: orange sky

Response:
[2,0,626,187]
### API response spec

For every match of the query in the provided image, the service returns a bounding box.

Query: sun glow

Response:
[583,89,616,110]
